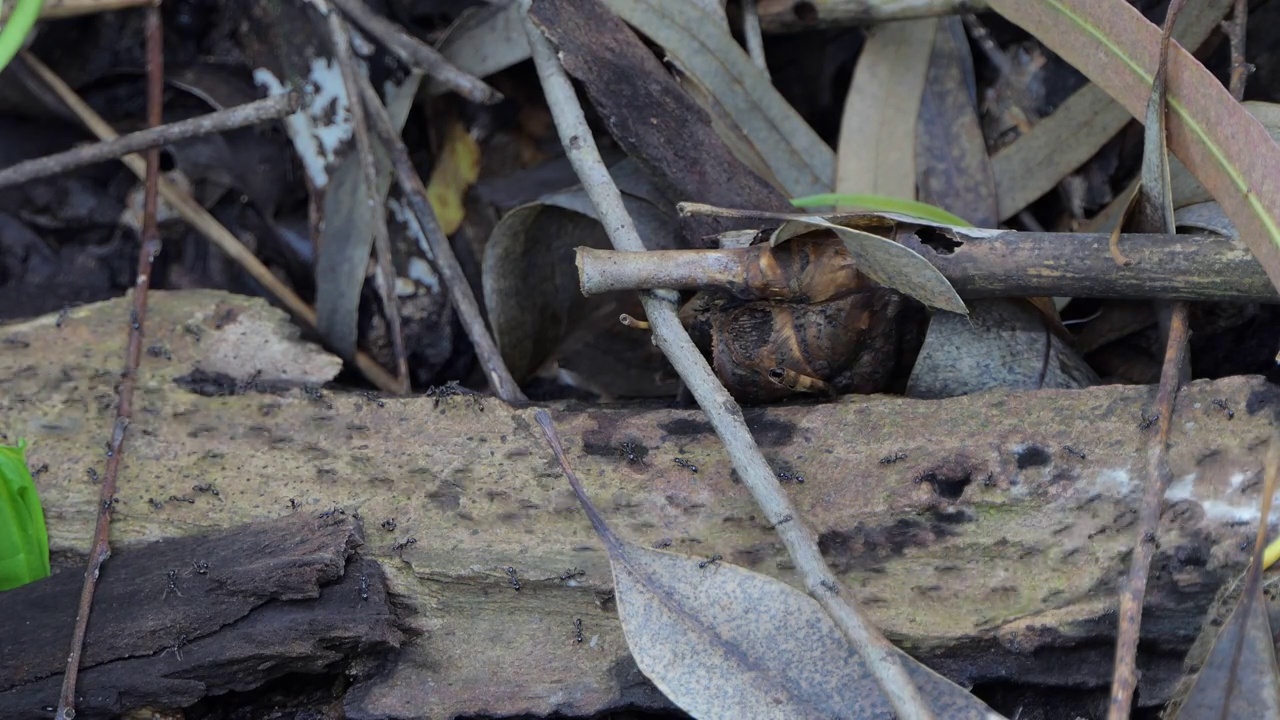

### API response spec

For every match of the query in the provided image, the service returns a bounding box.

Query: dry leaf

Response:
[482,161,677,391]
[836,18,937,200]
[989,0,1231,220]
[770,215,966,314]
[905,299,1098,399]
[986,0,1280,295]
[425,119,481,236]
[612,541,1001,719]
[602,0,833,197]
[533,410,1004,720]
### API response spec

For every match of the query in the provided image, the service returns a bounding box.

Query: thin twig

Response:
[1106,306,1188,720]
[55,4,164,717]
[519,4,933,719]
[328,0,503,105]
[355,71,526,403]
[323,3,410,393]
[1225,0,1249,100]
[0,92,300,190]
[18,52,402,394]
[741,0,769,78]
[1107,2,1190,717]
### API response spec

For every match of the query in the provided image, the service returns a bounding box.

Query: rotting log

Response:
[0,512,400,719]
[1,290,1277,718]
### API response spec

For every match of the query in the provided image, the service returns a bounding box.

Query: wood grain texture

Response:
[1,291,1276,717]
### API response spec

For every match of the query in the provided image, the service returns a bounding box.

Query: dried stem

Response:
[55,5,164,717]
[329,0,502,105]
[324,4,409,393]
[0,92,300,190]
[1108,3,1190,717]
[17,52,402,393]
[1106,305,1188,720]
[1225,0,1249,100]
[575,228,1276,303]
[354,71,526,403]
[520,3,933,719]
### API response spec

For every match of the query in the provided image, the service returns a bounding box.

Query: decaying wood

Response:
[0,512,400,719]
[2,291,1278,718]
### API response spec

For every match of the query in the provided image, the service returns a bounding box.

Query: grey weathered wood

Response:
[2,291,1275,717]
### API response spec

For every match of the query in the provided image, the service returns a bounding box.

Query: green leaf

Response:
[791,193,974,228]
[0,438,51,591]
[0,0,45,74]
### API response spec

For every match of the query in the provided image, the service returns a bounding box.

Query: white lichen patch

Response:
[1165,469,1279,524]
[1088,468,1135,497]
[253,59,353,190]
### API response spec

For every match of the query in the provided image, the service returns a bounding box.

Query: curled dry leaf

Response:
[681,272,919,405]
[482,161,678,395]
[770,214,967,315]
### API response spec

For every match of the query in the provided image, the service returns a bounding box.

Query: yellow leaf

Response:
[426,120,481,236]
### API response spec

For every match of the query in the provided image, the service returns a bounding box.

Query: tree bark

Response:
[0,291,1273,718]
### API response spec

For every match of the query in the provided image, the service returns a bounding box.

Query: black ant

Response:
[673,457,697,473]
[698,554,722,570]
[1212,398,1234,420]
[506,566,522,591]
[163,569,183,599]
[573,618,584,644]
[879,452,908,465]
[1062,445,1086,460]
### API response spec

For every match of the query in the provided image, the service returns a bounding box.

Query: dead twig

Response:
[0,92,300,191]
[55,5,164,717]
[329,0,502,105]
[17,52,402,394]
[575,229,1276,303]
[1224,0,1250,99]
[355,70,526,403]
[520,3,933,719]
[1108,2,1190,717]
[322,2,410,393]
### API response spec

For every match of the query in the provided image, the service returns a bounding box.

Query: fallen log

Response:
[0,290,1275,718]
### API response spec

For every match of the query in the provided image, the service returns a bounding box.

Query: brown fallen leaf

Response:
[836,17,938,201]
